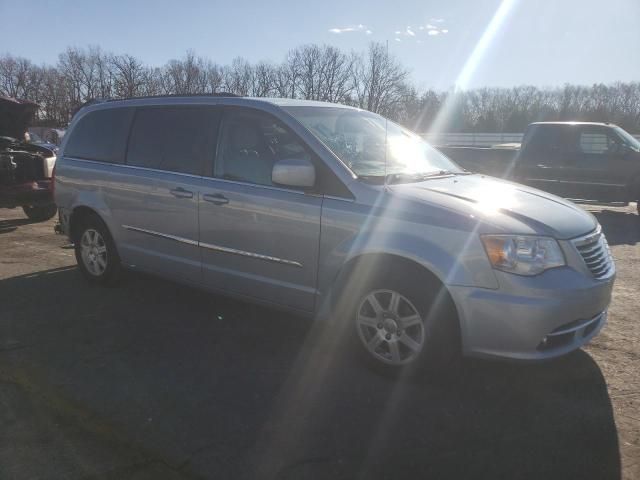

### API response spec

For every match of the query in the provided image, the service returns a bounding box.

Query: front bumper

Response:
[0,180,53,208]
[449,266,614,361]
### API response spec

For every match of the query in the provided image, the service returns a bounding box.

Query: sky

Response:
[1,0,639,90]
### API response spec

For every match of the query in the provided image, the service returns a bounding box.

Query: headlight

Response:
[481,234,565,276]
[44,155,56,178]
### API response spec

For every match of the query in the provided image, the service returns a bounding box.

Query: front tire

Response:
[341,264,460,375]
[22,204,57,222]
[74,214,121,285]
[355,289,426,367]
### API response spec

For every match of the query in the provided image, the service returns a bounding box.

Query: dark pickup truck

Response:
[513,122,640,212]
[0,96,57,221]
[439,122,640,213]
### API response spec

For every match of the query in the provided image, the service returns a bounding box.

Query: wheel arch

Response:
[326,252,461,340]
[69,205,110,243]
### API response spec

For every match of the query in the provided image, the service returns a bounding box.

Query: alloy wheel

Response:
[356,289,425,366]
[80,228,108,276]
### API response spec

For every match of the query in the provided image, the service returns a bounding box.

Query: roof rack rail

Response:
[106,93,240,102]
[71,98,109,117]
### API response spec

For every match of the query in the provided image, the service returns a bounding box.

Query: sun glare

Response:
[423,0,519,135]
[388,135,425,173]
[470,183,519,214]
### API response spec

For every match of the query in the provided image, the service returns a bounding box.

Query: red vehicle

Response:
[0,96,57,221]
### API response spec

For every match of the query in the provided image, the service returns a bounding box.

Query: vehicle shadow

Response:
[0,267,621,480]
[592,209,640,246]
[0,216,33,234]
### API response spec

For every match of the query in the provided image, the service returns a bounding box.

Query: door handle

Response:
[203,193,229,205]
[536,164,551,169]
[169,187,194,199]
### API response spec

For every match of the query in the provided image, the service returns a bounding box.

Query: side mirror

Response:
[272,158,316,188]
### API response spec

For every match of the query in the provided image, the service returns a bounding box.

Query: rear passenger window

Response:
[65,108,134,163]
[215,109,311,186]
[127,107,219,175]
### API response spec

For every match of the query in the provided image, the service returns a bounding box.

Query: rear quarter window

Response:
[64,107,134,163]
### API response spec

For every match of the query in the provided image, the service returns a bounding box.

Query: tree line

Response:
[1,43,639,133]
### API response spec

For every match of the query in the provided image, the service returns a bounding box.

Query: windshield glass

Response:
[613,126,640,152]
[284,106,462,178]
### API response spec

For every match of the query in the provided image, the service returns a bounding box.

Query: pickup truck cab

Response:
[514,122,640,211]
[54,96,615,371]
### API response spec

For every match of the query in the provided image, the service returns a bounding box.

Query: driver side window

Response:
[215,108,311,187]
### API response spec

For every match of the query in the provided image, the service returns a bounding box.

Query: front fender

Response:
[336,230,498,289]
[316,198,499,310]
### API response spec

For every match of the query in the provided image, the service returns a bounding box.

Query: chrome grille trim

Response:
[572,226,614,279]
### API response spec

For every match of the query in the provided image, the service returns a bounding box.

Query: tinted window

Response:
[215,109,311,186]
[522,125,564,155]
[579,130,619,155]
[127,107,219,175]
[65,108,134,163]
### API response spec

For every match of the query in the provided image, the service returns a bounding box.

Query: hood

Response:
[390,174,597,240]
[0,96,39,140]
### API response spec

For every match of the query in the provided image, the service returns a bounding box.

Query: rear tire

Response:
[22,204,57,222]
[73,214,121,285]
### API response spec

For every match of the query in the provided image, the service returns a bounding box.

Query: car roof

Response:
[528,121,617,127]
[71,96,362,123]
[91,95,358,110]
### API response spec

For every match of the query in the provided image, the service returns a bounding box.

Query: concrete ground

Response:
[0,204,638,479]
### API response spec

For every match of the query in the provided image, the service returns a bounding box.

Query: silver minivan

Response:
[54,95,615,370]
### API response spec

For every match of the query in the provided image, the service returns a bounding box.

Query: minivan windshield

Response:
[284,106,463,180]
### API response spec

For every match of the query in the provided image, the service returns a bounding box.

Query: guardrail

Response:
[420,132,640,147]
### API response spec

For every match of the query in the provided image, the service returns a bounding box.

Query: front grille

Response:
[573,228,613,279]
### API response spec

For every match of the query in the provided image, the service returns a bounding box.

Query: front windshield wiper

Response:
[358,170,470,185]
[386,170,470,184]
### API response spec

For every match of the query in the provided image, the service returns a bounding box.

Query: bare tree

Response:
[111,54,146,98]
[252,62,276,97]
[0,55,37,98]
[161,50,205,94]
[2,44,639,133]
[222,57,253,96]
[317,45,353,103]
[351,42,409,115]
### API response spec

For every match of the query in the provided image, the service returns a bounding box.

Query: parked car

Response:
[513,122,640,212]
[54,96,615,370]
[0,96,57,221]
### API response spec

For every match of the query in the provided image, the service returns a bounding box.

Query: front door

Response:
[562,126,629,202]
[199,107,322,312]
